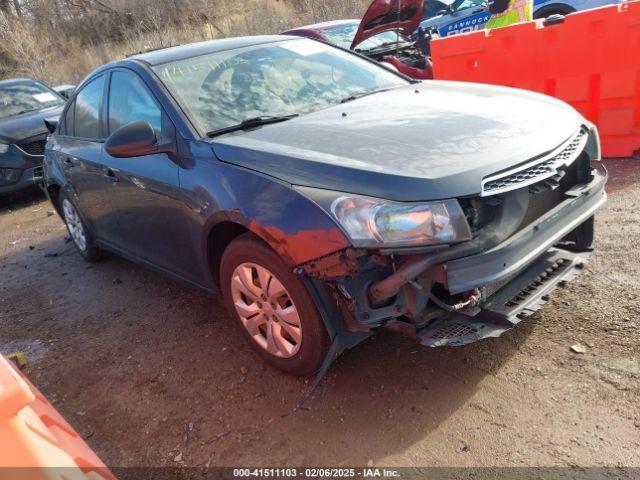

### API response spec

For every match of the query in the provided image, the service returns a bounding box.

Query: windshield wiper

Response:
[340,88,392,104]
[206,114,299,138]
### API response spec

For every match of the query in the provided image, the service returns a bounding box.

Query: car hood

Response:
[211,81,584,202]
[0,106,64,143]
[351,0,425,49]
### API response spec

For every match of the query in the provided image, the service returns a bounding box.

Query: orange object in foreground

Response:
[431,1,640,158]
[0,354,115,480]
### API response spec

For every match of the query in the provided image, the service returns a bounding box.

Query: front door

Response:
[99,69,195,280]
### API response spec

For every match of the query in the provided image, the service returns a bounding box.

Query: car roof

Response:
[128,35,298,66]
[0,78,38,87]
[285,19,359,33]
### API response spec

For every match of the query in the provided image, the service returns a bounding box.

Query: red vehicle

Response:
[282,0,434,79]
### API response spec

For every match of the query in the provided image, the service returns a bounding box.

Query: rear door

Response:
[99,68,195,278]
[54,75,120,240]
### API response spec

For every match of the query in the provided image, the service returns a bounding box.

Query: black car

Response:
[0,78,65,198]
[53,84,76,100]
[44,36,606,375]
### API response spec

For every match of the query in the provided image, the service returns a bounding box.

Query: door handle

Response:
[103,168,120,183]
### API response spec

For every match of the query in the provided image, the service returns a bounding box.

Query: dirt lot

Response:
[1,159,639,470]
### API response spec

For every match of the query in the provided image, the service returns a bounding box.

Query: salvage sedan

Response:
[44,36,606,375]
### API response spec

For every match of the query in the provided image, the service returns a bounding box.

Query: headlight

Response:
[296,186,472,248]
[584,124,601,161]
[0,143,9,155]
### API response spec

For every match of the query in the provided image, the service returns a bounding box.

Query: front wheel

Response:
[220,233,330,376]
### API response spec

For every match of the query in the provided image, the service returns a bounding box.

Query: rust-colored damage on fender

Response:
[248,220,350,267]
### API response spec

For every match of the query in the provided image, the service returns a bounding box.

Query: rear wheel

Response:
[220,233,330,376]
[59,192,104,262]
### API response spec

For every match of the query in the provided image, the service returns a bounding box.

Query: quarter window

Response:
[108,70,162,136]
[73,75,105,140]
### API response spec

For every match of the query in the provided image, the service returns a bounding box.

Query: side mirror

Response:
[44,118,59,134]
[105,121,161,158]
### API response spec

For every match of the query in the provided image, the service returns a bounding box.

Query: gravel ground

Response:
[0,158,638,470]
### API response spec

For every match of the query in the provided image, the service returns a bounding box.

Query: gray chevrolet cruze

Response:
[43,36,607,375]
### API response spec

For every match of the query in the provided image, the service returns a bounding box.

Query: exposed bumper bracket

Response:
[418,247,589,347]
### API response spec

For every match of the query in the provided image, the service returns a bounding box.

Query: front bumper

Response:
[0,145,44,195]
[417,165,607,346]
[443,164,607,294]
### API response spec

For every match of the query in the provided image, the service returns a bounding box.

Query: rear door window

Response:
[73,75,105,140]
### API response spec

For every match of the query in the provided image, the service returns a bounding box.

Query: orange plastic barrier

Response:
[432,1,640,158]
[0,355,116,480]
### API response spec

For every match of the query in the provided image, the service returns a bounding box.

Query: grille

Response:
[17,139,46,156]
[482,129,587,196]
[32,166,43,180]
[554,130,586,162]
[429,321,477,340]
[484,159,556,193]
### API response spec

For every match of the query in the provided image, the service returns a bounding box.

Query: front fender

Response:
[180,150,350,269]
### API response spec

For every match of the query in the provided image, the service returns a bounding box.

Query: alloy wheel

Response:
[62,198,87,252]
[230,262,302,358]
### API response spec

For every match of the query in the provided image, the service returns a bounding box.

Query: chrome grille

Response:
[482,128,588,196]
[17,138,46,156]
[554,130,587,162]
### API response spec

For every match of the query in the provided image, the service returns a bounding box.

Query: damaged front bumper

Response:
[417,165,606,346]
[418,248,590,346]
[308,165,607,348]
[443,166,607,295]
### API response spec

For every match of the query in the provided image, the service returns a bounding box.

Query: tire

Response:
[59,191,104,262]
[220,233,330,376]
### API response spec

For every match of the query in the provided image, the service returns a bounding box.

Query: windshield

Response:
[0,81,64,120]
[153,39,409,135]
[321,22,411,50]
